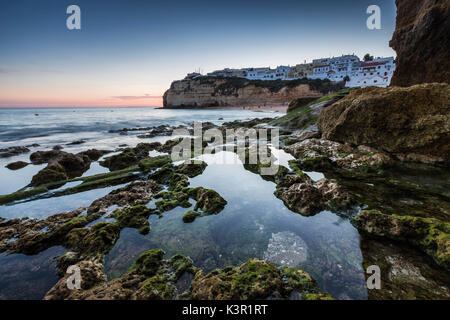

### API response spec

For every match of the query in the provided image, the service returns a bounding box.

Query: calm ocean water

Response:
[0,107,280,147]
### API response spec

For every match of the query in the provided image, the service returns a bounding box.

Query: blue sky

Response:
[0,0,397,107]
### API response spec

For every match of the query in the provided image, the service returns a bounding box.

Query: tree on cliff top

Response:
[364,54,374,62]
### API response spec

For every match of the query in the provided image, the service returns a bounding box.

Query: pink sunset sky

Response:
[0,1,396,108]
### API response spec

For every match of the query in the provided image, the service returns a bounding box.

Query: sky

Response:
[0,0,397,107]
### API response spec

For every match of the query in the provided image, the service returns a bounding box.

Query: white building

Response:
[184,55,395,87]
[345,57,395,88]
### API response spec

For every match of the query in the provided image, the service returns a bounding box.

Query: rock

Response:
[52,145,64,150]
[30,163,68,186]
[44,257,106,300]
[5,161,29,170]
[30,150,64,164]
[67,140,86,145]
[188,187,227,215]
[163,77,342,108]
[287,96,321,113]
[0,207,94,255]
[88,180,160,213]
[109,205,157,235]
[389,0,450,86]
[274,172,353,216]
[317,84,450,163]
[53,153,91,177]
[30,152,92,186]
[0,146,30,158]
[359,236,450,300]
[190,258,332,300]
[175,161,207,178]
[182,210,201,223]
[353,210,450,271]
[100,143,160,171]
[77,149,111,162]
[45,249,197,300]
[137,125,173,139]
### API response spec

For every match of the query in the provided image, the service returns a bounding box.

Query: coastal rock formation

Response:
[390,0,450,86]
[44,249,332,300]
[5,161,29,170]
[353,210,450,272]
[163,77,344,108]
[190,258,332,300]
[317,83,450,163]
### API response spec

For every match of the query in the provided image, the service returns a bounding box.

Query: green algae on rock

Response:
[175,161,207,178]
[45,249,332,300]
[188,187,228,215]
[353,210,450,272]
[45,249,198,300]
[190,258,333,300]
[182,210,201,223]
[109,205,158,235]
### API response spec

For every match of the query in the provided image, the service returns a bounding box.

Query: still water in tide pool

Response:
[104,152,368,300]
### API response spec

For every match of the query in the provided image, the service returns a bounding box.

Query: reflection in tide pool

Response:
[0,246,65,300]
[0,164,46,195]
[104,152,367,300]
[0,183,127,220]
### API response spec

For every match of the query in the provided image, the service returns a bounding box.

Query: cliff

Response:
[163,77,344,108]
[390,0,450,86]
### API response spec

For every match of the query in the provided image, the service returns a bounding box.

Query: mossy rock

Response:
[138,156,172,173]
[131,249,165,277]
[189,187,227,214]
[182,210,201,223]
[110,205,157,235]
[175,161,207,178]
[190,258,332,300]
[30,164,68,187]
[353,210,450,271]
[65,222,121,257]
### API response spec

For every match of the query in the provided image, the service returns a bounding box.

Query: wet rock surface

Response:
[0,146,30,158]
[5,161,29,170]
[317,84,450,163]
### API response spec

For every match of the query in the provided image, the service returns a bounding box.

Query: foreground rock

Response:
[191,258,332,300]
[45,249,332,300]
[5,161,29,170]
[389,0,450,86]
[359,235,450,300]
[353,210,450,272]
[317,84,450,164]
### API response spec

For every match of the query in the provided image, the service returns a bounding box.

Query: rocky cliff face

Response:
[390,0,450,86]
[317,83,450,162]
[163,77,344,108]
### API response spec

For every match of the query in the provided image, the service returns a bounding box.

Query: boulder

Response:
[317,83,450,162]
[5,161,29,170]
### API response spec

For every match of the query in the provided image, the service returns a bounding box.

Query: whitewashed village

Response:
[184,54,396,88]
